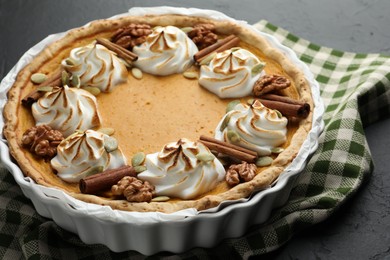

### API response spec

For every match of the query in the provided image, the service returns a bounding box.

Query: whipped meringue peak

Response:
[132,26,199,76]
[137,138,226,199]
[31,85,101,137]
[215,100,288,156]
[61,43,128,92]
[51,129,127,183]
[199,47,265,98]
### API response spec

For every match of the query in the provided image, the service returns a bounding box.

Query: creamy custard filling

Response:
[96,72,231,159]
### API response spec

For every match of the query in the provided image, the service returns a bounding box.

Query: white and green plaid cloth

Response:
[1,20,390,259]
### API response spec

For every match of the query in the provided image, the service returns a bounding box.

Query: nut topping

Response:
[187,23,218,49]
[111,23,153,50]
[22,125,64,159]
[253,74,291,96]
[111,176,156,202]
[225,161,257,186]
[30,73,47,84]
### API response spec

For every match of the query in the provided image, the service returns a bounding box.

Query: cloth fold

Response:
[1,20,390,259]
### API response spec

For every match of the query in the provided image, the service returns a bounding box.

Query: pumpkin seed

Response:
[227,130,241,143]
[71,75,80,88]
[83,86,101,96]
[274,109,283,119]
[37,86,54,92]
[31,73,47,84]
[180,27,193,33]
[230,47,241,52]
[183,71,198,79]
[131,67,143,79]
[64,58,76,66]
[97,127,115,136]
[131,152,146,167]
[61,71,70,86]
[251,62,266,76]
[226,100,240,113]
[256,156,273,167]
[103,136,118,153]
[196,152,215,163]
[271,147,284,154]
[199,52,216,66]
[151,196,170,202]
[134,165,147,173]
[219,114,231,131]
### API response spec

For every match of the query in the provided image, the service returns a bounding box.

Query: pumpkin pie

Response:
[3,13,313,213]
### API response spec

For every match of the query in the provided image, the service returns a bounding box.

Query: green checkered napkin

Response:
[1,20,390,259]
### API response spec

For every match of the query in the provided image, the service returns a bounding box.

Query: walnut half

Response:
[187,23,218,50]
[253,74,291,96]
[226,161,257,186]
[111,176,156,202]
[111,23,153,50]
[21,124,63,159]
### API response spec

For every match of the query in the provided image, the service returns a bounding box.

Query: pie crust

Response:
[3,14,313,213]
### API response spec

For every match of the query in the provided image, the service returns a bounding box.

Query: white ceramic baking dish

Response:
[0,7,324,255]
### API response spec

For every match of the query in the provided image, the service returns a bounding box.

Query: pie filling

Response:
[3,15,313,213]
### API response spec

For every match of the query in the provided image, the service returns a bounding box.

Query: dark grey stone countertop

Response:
[1,0,389,259]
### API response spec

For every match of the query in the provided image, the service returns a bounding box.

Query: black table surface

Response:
[1,1,389,259]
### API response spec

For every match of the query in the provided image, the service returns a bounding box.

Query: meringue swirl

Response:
[32,85,101,137]
[62,43,128,92]
[132,26,198,76]
[215,100,288,156]
[51,130,127,183]
[199,48,265,98]
[137,138,225,199]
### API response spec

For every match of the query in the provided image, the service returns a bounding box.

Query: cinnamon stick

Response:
[22,70,62,107]
[194,35,240,63]
[199,135,257,163]
[22,91,44,107]
[258,94,310,118]
[214,36,240,53]
[261,94,306,106]
[79,165,137,194]
[96,38,138,63]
